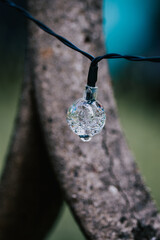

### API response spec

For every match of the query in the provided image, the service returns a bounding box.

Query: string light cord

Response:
[2,0,94,61]
[1,0,160,87]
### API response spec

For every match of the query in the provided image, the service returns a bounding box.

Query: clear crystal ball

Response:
[67,86,106,142]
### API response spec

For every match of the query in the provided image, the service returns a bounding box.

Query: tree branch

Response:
[0,66,63,239]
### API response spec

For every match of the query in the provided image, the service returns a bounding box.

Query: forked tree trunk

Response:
[0,0,160,239]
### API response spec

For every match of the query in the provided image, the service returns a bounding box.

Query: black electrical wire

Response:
[1,0,160,87]
[2,0,94,61]
[91,53,160,65]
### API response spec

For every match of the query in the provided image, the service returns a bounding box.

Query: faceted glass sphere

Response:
[67,90,106,142]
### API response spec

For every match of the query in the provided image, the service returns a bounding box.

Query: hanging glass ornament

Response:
[67,85,106,142]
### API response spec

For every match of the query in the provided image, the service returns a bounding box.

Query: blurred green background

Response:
[0,0,160,239]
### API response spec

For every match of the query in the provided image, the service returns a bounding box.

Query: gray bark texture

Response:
[0,0,160,239]
[26,0,160,239]
[0,71,63,239]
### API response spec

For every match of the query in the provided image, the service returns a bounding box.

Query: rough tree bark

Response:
[26,0,160,239]
[0,70,63,238]
[1,0,160,239]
